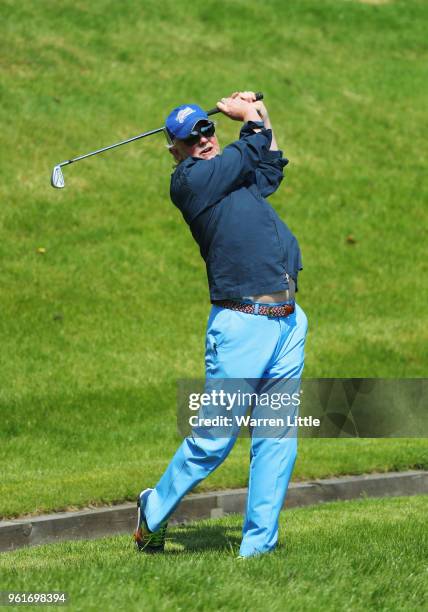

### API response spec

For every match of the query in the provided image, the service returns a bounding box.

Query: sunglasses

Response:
[181,121,216,146]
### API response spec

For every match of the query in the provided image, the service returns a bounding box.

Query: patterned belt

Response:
[214,300,295,318]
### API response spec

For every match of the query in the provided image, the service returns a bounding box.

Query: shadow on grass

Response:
[165,522,242,554]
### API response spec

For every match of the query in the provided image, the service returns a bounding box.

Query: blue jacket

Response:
[170,121,302,301]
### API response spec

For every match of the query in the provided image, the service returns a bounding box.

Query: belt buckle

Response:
[267,306,276,318]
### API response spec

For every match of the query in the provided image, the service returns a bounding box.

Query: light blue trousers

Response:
[145,303,308,557]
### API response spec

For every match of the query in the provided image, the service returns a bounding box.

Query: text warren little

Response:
[189,415,320,428]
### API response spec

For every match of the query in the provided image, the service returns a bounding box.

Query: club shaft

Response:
[60,126,165,167]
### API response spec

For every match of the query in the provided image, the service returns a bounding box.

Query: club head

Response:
[51,165,65,189]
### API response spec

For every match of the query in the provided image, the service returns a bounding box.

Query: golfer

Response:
[135,91,308,557]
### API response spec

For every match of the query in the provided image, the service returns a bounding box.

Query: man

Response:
[134,92,308,558]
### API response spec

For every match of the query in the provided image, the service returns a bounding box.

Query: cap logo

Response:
[176,107,195,124]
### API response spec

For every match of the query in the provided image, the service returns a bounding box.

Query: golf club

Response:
[50,93,264,189]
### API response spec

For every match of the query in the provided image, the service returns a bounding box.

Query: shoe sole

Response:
[134,488,153,552]
[135,487,153,535]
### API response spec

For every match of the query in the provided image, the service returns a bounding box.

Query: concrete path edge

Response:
[1,470,427,552]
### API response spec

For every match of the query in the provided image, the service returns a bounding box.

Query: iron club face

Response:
[51,165,65,189]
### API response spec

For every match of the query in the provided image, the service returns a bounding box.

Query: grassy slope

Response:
[1,497,427,611]
[1,0,427,517]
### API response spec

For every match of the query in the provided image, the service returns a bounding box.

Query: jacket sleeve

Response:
[183,122,273,205]
[254,150,289,198]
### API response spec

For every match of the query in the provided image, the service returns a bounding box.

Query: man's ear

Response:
[169,145,183,163]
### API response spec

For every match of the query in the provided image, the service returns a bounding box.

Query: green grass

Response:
[1,497,427,611]
[2,426,428,518]
[1,0,427,518]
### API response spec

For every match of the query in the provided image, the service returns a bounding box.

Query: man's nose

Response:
[198,134,209,144]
